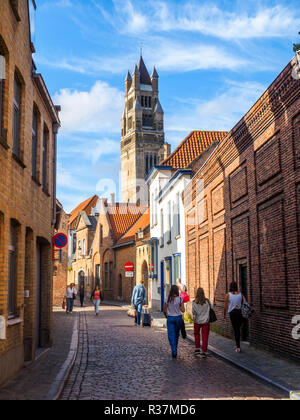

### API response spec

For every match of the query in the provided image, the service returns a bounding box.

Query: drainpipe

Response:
[52,121,60,226]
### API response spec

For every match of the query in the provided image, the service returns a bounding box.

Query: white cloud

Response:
[53,81,123,133]
[107,1,300,40]
[165,80,266,144]
[152,41,249,72]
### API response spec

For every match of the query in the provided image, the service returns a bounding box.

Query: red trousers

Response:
[194,323,210,352]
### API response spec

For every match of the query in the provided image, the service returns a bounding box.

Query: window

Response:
[160,208,164,247]
[82,239,86,257]
[128,117,132,130]
[145,154,149,175]
[72,232,76,255]
[32,108,38,178]
[176,192,181,236]
[174,254,181,283]
[168,201,172,243]
[100,225,103,246]
[13,75,22,156]
[9,220,19,317]
[42,126,49,191]
[96,264,100,287]
[105,263,109,289]
[109,262,113,289]
[78,240,81,259]
[9,0,21,22]
[142,114,153,128]
[0,55,5,139]
[155,189,158,225]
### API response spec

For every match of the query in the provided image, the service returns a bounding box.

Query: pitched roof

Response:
[161,131,228,169]
[69,195,99,228]
[116,209,150,246]
[138,56,152,85]
[106,203,148,243]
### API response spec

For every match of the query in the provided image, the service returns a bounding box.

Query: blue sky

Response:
[32,0,300,213]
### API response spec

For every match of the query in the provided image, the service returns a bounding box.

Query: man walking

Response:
[131,280,146,326]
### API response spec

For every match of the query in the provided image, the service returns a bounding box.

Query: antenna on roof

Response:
[140,42,144,57]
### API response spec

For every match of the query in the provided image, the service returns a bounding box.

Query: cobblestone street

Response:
[60,305,284,400]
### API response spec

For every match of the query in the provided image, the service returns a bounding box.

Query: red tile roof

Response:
[161,131,228,169]
[69,195,99,228]
[116,209,150,245]
[106,203,148,243]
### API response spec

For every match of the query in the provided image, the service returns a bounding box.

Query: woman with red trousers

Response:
[192,288,211,358]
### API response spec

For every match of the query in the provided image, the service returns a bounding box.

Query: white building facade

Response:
[148,166,193,311]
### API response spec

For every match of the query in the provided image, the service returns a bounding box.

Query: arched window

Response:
[32,106,39,178]
[13,73,22,156]
[42,124,49,192]
[0,37,9,148]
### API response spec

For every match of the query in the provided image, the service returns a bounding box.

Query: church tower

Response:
[121,56,170,204]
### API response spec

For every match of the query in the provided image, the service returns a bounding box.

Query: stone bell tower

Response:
[121,56,170,204]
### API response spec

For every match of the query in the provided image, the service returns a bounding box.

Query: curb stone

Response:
[45,313,79,401]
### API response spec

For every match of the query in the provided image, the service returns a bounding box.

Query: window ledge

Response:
[175,235,181,240]
[7,317,22,327]
[12,152,26,169]
[42,188,51,197]
[32,175,41,187]
[0,130,9,150]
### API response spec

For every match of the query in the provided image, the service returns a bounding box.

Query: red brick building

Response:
[184,56,300,360]
[0,0,60,385]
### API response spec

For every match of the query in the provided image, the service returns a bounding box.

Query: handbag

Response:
[208,301,217,323]
[62,300,66,310]
[241,301,254,319]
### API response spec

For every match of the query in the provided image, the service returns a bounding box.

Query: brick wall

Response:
[0,0,59,384]
[184,58,300,361]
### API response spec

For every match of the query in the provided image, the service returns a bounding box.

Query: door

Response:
[35,244,42,350]
[239,263,249,342]
[118,274,122,299]
[160,261,164,312]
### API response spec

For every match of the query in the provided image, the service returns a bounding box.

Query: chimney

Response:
[110,193,116,205]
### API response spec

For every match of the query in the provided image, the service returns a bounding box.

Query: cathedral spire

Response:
[138,56,152,85]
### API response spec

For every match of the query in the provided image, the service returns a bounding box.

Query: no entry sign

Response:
[53,233,68,249]
[124,262,134,272]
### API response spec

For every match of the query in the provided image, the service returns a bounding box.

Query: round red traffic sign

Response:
[124,262,134,272]
[53,233,68,249]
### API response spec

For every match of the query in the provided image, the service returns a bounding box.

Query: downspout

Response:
[52,121,60,226]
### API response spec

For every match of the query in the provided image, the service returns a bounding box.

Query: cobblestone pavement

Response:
[60,305,284,400]
[0,307,78,400]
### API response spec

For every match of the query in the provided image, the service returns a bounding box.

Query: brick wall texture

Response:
[184,58,300,361]
[0,0,59,385]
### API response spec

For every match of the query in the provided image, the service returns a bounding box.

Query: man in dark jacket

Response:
[131,280,146,326]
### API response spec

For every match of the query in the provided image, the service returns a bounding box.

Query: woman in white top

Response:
[164,285,185,359]
[224,282,246,353]
[65,283,77,314]
[192,288,211,358]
